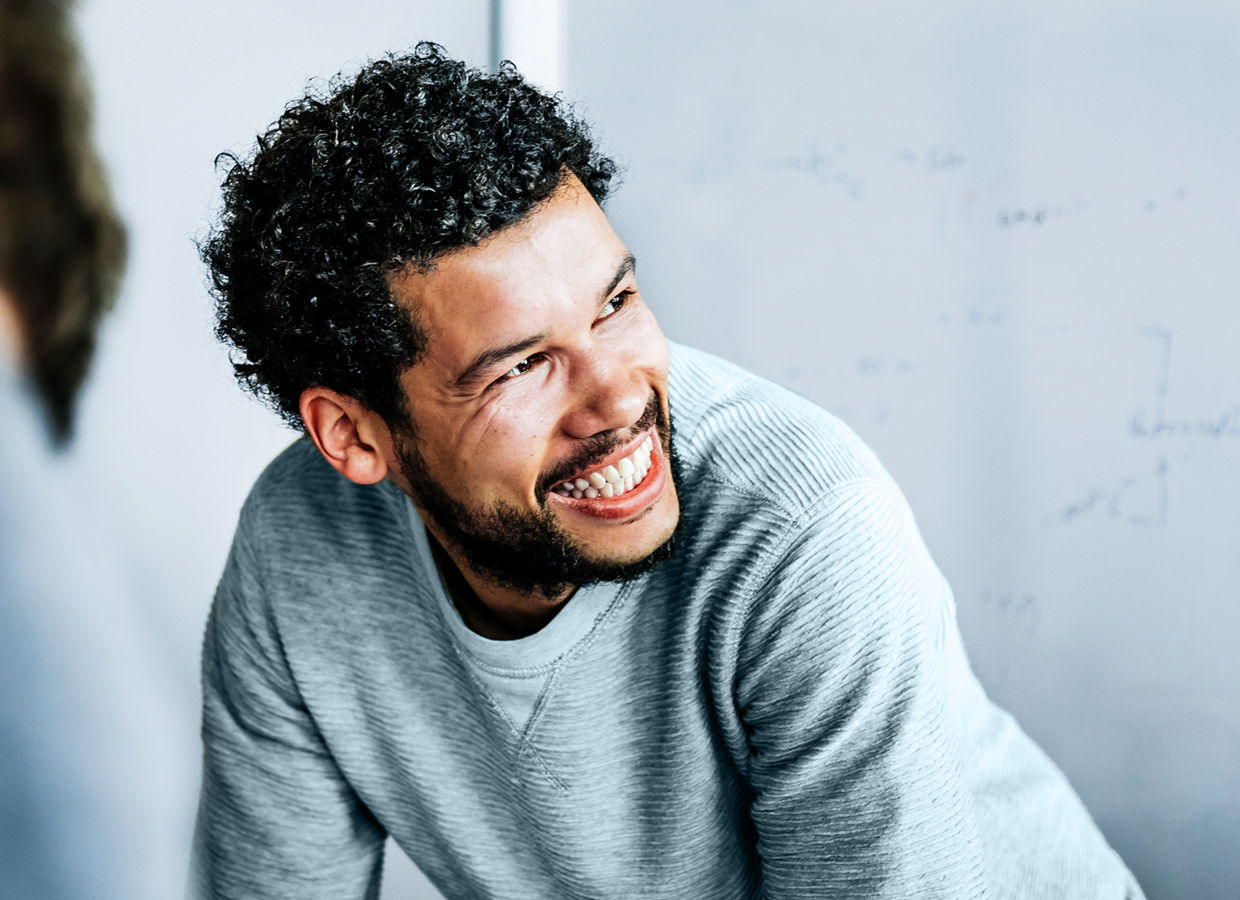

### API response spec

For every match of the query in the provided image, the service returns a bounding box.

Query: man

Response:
[1,1,188,897]
[194,43,1143,899]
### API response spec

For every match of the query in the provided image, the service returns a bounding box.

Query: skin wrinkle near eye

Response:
[452,254,637,393]
[492,289,632,388]
[456,332,550,392]
[439,292,645,497]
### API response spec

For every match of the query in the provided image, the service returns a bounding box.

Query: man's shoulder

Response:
[246,435,340,505]
[664,345,931,673]
[235,436,409,566]
[669,342,890,522]
[215,437,427,666]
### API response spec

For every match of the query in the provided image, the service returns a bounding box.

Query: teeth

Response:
[553,434,659,501]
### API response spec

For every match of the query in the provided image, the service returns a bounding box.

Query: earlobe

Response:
[299,387,392,485]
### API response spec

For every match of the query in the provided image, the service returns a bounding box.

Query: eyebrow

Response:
[450,254,638,392]
[452,332,550,392]
[603,253,637,302]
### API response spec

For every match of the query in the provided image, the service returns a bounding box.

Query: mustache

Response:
[538,394,661,494]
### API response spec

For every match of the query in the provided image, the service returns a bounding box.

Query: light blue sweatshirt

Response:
[193,344,1142,899]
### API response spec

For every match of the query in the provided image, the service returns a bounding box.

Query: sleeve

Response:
[191,504,386,900]
[734,478,987,898]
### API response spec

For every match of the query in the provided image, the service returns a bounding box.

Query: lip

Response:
[546,426,666,521]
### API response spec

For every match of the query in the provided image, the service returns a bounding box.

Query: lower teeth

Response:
[555,447,653,499]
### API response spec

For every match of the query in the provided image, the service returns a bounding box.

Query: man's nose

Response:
[559,348,648,440]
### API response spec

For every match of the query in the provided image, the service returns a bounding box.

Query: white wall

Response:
[566,2,1239,897]
[73,4,489,896]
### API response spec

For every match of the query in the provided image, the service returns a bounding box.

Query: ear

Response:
[299,386,393,485]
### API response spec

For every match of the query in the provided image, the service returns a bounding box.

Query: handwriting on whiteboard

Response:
[1055,457,1169,529]
[978,589,1041,640]
[1130,405,1240,441]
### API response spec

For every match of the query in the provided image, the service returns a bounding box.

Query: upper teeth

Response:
[555,436,655,499]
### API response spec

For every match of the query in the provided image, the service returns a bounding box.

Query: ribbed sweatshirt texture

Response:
[193,343,1143,899]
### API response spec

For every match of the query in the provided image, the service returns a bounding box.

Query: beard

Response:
[394,394,682,597]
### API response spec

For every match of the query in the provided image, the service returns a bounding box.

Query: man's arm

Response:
[192,506,386,900]
[734,478,988,898]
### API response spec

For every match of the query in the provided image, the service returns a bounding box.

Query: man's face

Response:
[385,176,681,596]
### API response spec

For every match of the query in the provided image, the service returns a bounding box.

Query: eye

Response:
[498,357,533,379]
[499,355,539,382]
[598,289,634,320]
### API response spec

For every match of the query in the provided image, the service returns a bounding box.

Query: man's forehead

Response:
[386,235,560,356]
[387,180,627,373]
[387,258,527,378]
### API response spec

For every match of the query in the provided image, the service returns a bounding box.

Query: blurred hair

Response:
[204,41,616,431]
[0,0,125,443]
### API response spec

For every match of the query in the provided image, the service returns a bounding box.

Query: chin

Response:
[566,488,681,568]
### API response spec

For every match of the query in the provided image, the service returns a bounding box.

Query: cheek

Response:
[459,398,560,486]
[648,332,671,377]
[626,306,671,373]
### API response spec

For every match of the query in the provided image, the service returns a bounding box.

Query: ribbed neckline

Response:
[403,499,626,673]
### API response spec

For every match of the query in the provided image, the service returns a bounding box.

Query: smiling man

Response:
[368,189,681,627]
[193,44,1143,900]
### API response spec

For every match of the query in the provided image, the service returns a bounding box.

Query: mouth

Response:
[545,427,667,521]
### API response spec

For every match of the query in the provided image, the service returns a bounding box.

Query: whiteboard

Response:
[568,2,1239,896]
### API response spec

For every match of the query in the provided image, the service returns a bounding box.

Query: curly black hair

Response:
[204,42,617,430]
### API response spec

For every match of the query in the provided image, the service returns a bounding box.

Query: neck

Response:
[425,529,576,640]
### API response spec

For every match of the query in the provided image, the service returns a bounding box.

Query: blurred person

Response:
[0,1,190,897]
[193,45,1143,899]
